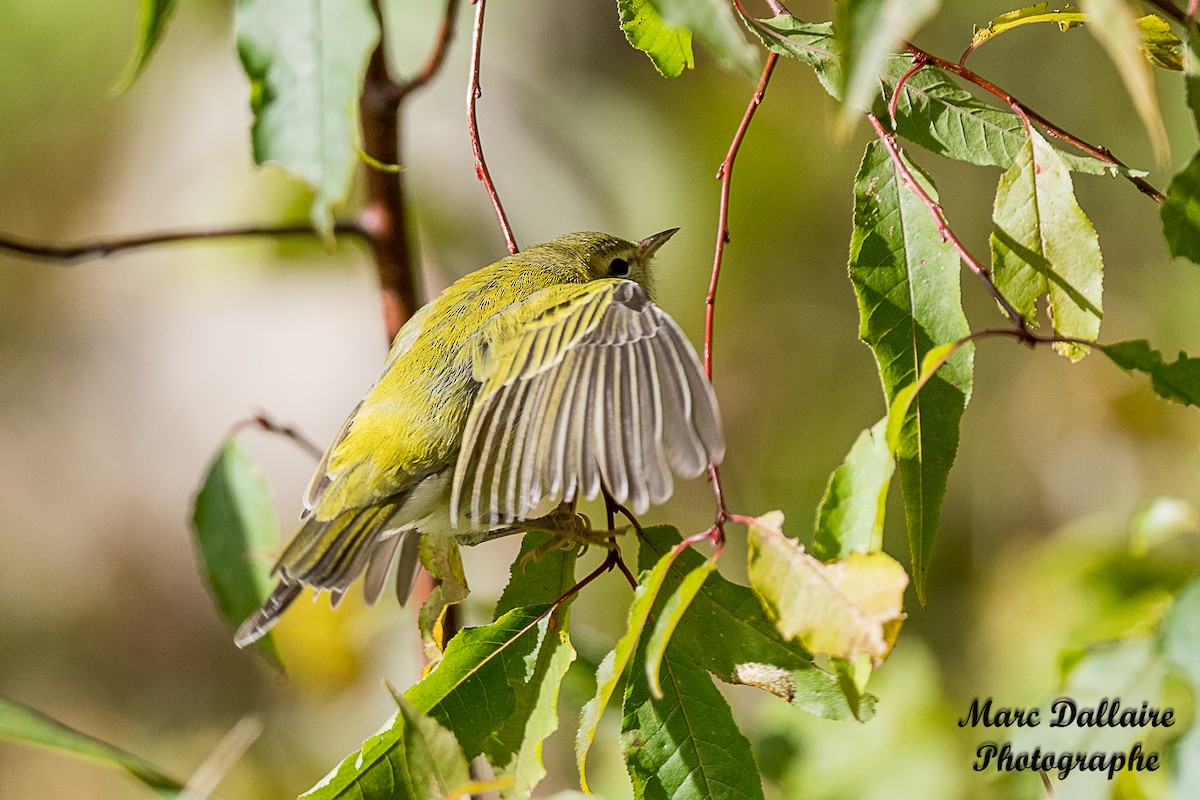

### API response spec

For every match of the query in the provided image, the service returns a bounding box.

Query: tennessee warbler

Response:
[235,230,723,646]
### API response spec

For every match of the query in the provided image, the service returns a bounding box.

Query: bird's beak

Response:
[637,228,679,260]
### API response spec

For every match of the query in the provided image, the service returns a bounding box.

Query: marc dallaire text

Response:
[959,698,1174,780]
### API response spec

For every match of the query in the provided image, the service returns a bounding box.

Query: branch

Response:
[0,222,367,264]
[699,50,781,549]
[231,411,323,461]
[467,0,518,254]
[706,52,779,378]
[866,113,1034,338]
[900,43,1164,204]
[1142,0,1187,26]
[359,0,462,342]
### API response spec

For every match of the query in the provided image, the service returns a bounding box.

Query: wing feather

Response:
[452,280,723,526]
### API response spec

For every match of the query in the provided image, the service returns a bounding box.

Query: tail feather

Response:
[235,582,301,648]
[234,497,407,647]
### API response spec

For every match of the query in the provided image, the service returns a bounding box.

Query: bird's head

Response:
[545,229,679,296]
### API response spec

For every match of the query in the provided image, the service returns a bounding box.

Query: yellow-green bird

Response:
[235,230,723,647]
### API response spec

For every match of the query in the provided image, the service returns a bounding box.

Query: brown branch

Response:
[467,0,518,254]
[901,42,1164,204]
[230,411,323,461]
[358,0,462,342]
[1143,0,1188,26]
[698,50,780,549]
[0,222,367,264]
[705,52,778,378]
[866,113,1034,338]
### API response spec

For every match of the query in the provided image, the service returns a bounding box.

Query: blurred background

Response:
[1,0,1199,797]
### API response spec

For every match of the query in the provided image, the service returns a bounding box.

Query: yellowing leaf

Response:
[747,512,907,666]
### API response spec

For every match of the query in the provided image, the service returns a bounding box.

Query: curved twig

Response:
[467,0,518,254]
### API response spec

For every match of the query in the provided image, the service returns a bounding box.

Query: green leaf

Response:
[0,697,185,799]
[622,640,765,800]
[191,437,282,668]
[747,15,1129,175]
[639,527,874,721]
[1079,0,1169,162]
[417,534,470,661]
[114,0,179,93]
[836,0,939,117]
[644,556,718,699]
[576,547,676,791]
[992,126,1103,360]
[617,0,694,77]
[813,417,895,561]
[1186,26,1200,132]
[487,534,578,799]
[235,0,379,238]
[406,605,552,761]
[651,0,759,77]
[1101,340,1200,408]
[849,139,973,601]
[747,512,908,667]
[494,531,577,617]
[1162,150,1200,264]
[1157,577,1200,798]
[300,696,472,800]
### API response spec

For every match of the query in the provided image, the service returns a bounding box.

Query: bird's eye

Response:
[609,257,630,277]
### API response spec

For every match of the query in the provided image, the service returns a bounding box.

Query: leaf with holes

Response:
[639,526,875,721]
[748,512,907,667]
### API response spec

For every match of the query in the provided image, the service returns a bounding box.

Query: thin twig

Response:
[700,46,779,549]
[706,53,778,377]
[396,0,461,100]
[0,222,367,264]
[866,113,1035,338]
[900,43,1164,204]
[231,411,323,461]
[889,54,927,123]
[1143,0,1188,26]
[466,0,518,254]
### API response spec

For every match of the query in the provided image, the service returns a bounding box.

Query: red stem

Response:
[467,0,518,254]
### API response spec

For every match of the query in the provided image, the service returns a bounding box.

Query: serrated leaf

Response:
[576,547,676,792]
[813,417,895,561]
[1080,0,1169,162]
[992,127,1103,360]
[1162,150,1200,264]
[651,0,759,77]
[639,527,874,721]
[644,556,718,699]
[405,605,552,761]
[836,0,939,117]
[622,640,765,800]
[191,437,282,668]
[488,534,577,799]
[0,698,185,799]
[300,696,471,800]
[618,0,694,77]
[1102,340,1200,409]
[747,14,1130,175]
[235,0,379,238]
[849,139,973,602]
[114,0,179,93]
[417,534,470,661]
[747,512,908,667]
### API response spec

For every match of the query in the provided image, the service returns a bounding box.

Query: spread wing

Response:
[451,280,723,527]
